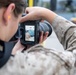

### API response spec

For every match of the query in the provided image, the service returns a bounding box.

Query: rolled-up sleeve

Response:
[52,15,76,51]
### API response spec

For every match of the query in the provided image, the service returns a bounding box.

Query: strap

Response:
[0,40,15,68]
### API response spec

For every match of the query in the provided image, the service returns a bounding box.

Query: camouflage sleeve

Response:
[0,44,75,75]
[52,15,76,51]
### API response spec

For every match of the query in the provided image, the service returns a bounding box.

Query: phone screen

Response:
[25,25,35,41]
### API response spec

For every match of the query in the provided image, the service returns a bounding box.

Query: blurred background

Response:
[26,0,76,20]
[25,0,76,51]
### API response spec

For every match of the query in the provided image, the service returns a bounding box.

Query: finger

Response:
[25,7,30,13]
[43,31,49,41]
[39,31,44,43]
[20,13,32,23]
[20,7,32,22]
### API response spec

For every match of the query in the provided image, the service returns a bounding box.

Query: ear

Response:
[3,3,15,25]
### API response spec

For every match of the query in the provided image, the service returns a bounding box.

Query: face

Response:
[6,14,22,41]
[0,3,23,41]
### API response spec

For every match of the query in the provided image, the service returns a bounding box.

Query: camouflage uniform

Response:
[0,15,76,75]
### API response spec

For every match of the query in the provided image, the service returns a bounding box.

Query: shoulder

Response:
[0,44,75,75]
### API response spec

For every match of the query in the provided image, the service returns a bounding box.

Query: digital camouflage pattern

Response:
[0,15,76,75]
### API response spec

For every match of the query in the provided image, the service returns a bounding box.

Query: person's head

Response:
[0,0,26,41]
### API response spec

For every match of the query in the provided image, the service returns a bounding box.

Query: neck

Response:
[0,23,8,42]
[0,9,7,41]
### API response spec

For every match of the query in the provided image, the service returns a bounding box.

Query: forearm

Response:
[40,8,57,24]
[20,7,57,23]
